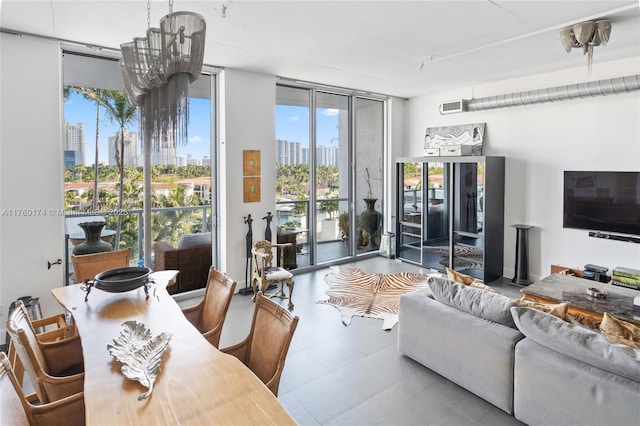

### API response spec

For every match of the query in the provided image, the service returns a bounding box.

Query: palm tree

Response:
[68,87,106,211]
[99,90,137,249]
[153,184,199,246]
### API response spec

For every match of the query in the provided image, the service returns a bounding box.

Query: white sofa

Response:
[398,277,640,425]
[398,279,524,414]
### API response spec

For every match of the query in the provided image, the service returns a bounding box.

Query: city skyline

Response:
[64,91,341,167]
[64,91,211,166]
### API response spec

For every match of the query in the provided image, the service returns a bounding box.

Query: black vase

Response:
[360,198,382,249]
[72,221,113,255]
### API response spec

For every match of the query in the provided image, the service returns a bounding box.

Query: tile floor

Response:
[179,257,525,425]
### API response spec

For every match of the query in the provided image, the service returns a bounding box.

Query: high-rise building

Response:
[147,131,178,166]
[108,129,139,167]
[316,145,339,167]
[276,139,303,165]
[64,122,85,166]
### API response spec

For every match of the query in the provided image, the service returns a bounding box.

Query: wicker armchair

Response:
[153,240,212,294]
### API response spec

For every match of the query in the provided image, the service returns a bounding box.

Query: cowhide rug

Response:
[318,266,433,330]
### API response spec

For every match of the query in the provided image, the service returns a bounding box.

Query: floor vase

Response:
[72,221,113,255]
[360,198,382,249]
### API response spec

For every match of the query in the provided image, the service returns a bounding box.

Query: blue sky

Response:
[65,91,340,166]
[64,91,211,165]
[276,105,341,147]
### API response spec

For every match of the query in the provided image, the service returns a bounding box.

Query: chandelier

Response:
[560,20,611,73]
[120,1,206,150]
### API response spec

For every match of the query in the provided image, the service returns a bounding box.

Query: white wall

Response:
[406,57,640,281]
[220,69,277,288]
[1,34,66,318]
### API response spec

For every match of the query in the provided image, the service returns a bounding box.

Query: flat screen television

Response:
[563,171,640,236]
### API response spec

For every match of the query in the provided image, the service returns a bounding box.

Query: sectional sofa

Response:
[398,277,640,425]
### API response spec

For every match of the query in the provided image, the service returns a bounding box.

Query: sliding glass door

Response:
[276,84,385,269]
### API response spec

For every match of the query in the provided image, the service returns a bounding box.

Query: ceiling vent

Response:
[439,99,467,115]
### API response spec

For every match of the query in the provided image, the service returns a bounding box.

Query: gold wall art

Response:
[244,177,261,203]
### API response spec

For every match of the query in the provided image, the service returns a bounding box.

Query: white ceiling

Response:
[1,1,639,98]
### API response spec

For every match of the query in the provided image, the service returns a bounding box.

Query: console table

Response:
[522,273,640,328]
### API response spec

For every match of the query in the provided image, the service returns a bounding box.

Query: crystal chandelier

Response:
[560,20,611,73]
[120,1,206,150]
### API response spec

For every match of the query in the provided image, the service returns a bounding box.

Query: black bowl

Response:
[94,267,152,293]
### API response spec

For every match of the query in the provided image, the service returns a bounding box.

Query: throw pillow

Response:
[510,306,640,382]
[446,267,495,292]
[177,232,211,250]
[516,296,569,321]
[428,276,517,327]
[600,312,640,349]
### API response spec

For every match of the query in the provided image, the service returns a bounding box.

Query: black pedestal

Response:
[511,224,534,287]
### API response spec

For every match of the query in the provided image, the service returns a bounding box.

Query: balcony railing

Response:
[65,206,212,284]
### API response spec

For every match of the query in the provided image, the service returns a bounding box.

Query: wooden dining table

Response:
[51,271,297,425]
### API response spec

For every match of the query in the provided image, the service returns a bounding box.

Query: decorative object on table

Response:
[560,20,611,73]
[423,123,485,156]
[251,240,295,309]
[243,150,261,176]
[81,266,152,301]
[263,211,273,242]
[72,221,113,255]
[243,177,261,202]
[239,215,255,296]
[107,321,172,401]
[586,287,607,299]
[318,266,433,330]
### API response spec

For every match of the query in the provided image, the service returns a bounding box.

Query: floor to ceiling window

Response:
[276,83,385,269]
[62,50,217,288]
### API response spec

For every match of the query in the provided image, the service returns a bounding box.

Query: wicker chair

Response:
[6,301,84,404]
[0,352,85,426]
[153,241,212,294]
[182,267,237,348]
[220,292,298,397]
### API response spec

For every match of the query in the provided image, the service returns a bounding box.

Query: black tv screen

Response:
[563,171,640,236]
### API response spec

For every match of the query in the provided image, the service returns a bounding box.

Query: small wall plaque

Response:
[243,150,261,176]
[243,177,261,203]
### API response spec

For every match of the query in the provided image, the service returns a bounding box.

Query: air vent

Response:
[439,99,467,115]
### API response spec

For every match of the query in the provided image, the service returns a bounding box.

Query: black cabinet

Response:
[396,156,505,282]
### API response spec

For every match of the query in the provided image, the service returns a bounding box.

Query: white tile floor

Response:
[179,257,525,426]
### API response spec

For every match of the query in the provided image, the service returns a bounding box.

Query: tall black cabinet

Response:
[396,156,505,282]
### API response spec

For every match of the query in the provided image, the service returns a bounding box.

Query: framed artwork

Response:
[243,177,261,203]
[243,150,261,176]
[424,123,485,156]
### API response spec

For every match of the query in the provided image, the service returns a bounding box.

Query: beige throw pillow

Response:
[446,267,495,292]
[600,312,640,349]
[516,296,569,321]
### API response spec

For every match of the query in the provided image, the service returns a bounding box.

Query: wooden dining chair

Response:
[71,248,131,283]
[251,240,295,309]
[221,292,299,396]
[181,266,237,348]
[6,301,84,404]
[7,306,78,389]
[0,352,85,426]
